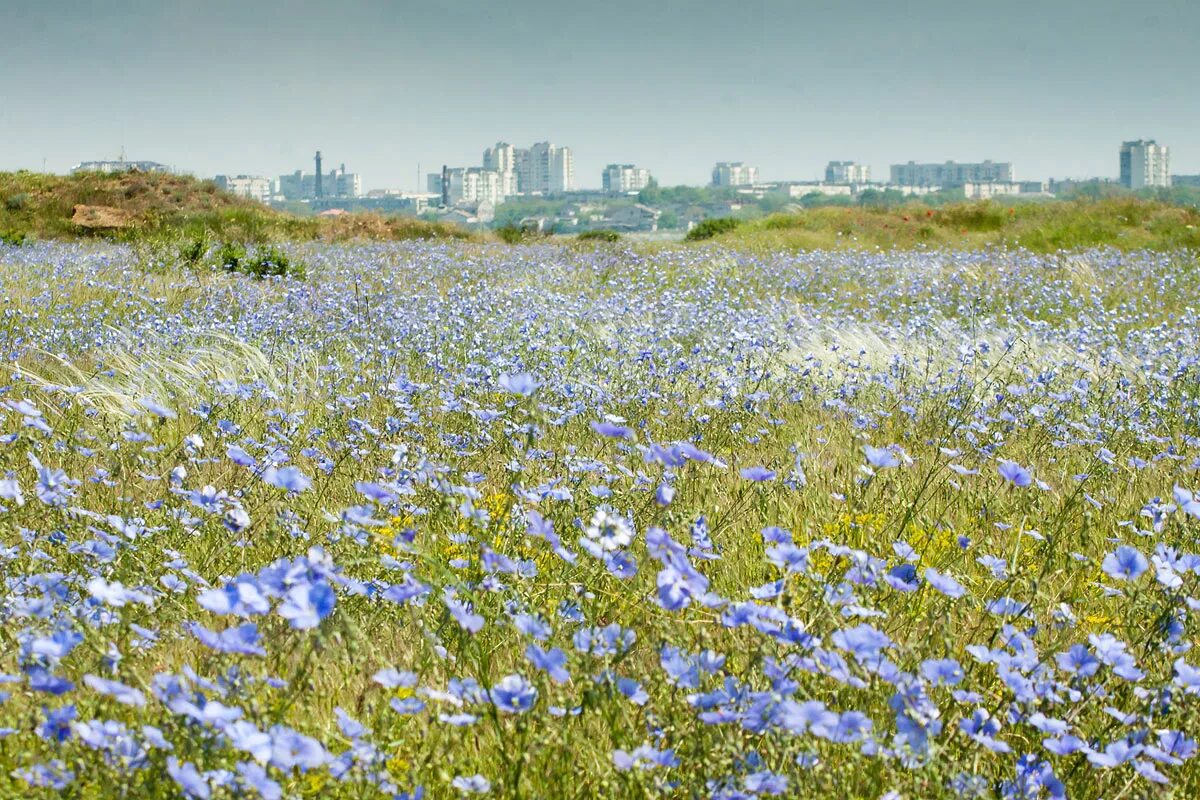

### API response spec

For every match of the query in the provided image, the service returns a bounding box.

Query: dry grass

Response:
[716,198,1200,253]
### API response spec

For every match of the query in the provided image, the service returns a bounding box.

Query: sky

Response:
[1,0,1197,190]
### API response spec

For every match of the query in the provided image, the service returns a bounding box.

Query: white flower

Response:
[585,509,633,552]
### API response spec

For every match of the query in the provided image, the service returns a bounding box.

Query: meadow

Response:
[0,238,1199,798]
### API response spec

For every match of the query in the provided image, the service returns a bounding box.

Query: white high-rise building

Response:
[602,164,652,193]
[712,162,759,187]
[1120,140,1171,189]
[484,142,520,195]
[523,142,574,194]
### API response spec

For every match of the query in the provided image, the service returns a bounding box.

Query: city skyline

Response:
[2,0,1198,188]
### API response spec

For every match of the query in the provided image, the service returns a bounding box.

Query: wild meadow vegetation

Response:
[2,219,1200,798]
[692,199,1200,252]
[0,171,474,246]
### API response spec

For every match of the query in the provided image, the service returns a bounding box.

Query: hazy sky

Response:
[1,0,1197,189]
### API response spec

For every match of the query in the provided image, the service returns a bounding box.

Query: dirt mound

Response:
[71,204,137,229]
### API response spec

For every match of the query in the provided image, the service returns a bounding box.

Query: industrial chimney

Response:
[441,164,450,207]
[314,151,323,199]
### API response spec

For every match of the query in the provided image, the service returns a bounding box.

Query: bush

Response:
[577,229,620,243]
[495,225,528,244]
[5,193,28,211]
[684,217,742,241]
[932,203,1011,232]
[495,224,549,244]
[217,241,247,273]
[244,245,302,279]
[178,232,210,266]
[0,230,26,246]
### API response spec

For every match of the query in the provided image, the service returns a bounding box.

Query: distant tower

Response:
[441,164,450,207]
[314,151,323,199]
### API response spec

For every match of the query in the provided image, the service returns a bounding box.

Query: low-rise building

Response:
[602,203,661,232]
[962,181,1050,200]
[779,182,854,198]
[602,164,653,193]
[824,161,870,184]
[428,167,510,206]
[213,174,272,203]
[712,162,759,187]
[890,160,1013,187]
[71,159,172,174]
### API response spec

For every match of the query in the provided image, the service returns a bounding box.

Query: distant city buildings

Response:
[1173,174,1200,188]
[278,169,361,201]
[712,162,759,187]
[72,159,172,174]
[427,167,509,206]
[890,160,1013,187]
[449,141,574,199]
[213,174,272,203]
[1119,140,1170,189]
[825,161,870,184]
[602,164,653,193]
[277,151,362,201]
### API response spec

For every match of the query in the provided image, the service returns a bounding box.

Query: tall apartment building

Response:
[483,142,520,195]
[1119,140,1171,189]
[890,160,1012,187]
[712,162,759,187]
[824,161,871,184]
[602,164,653,193]
[483,142,517,173]
[523,142,574,194]
[213,174,272,203]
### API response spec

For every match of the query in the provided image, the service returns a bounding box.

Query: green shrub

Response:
[932,203,1011,232]
[684,217,743,241]
[0,230,27,246]
[495,225,525,244]
[5,193,28,211]
[495,224,553,244]
[217,241,247,273]
[577,229,621,243]
[178,232,210,266]
[244,245,303,279]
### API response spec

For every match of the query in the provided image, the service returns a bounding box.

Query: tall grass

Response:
[720,198,1200,253]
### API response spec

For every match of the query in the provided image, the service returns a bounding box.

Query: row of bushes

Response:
[495,225,624,245]
[173,233,304,279]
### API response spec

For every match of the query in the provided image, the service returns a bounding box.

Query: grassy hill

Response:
[690,197,1200,252]
[0,170,475,244]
